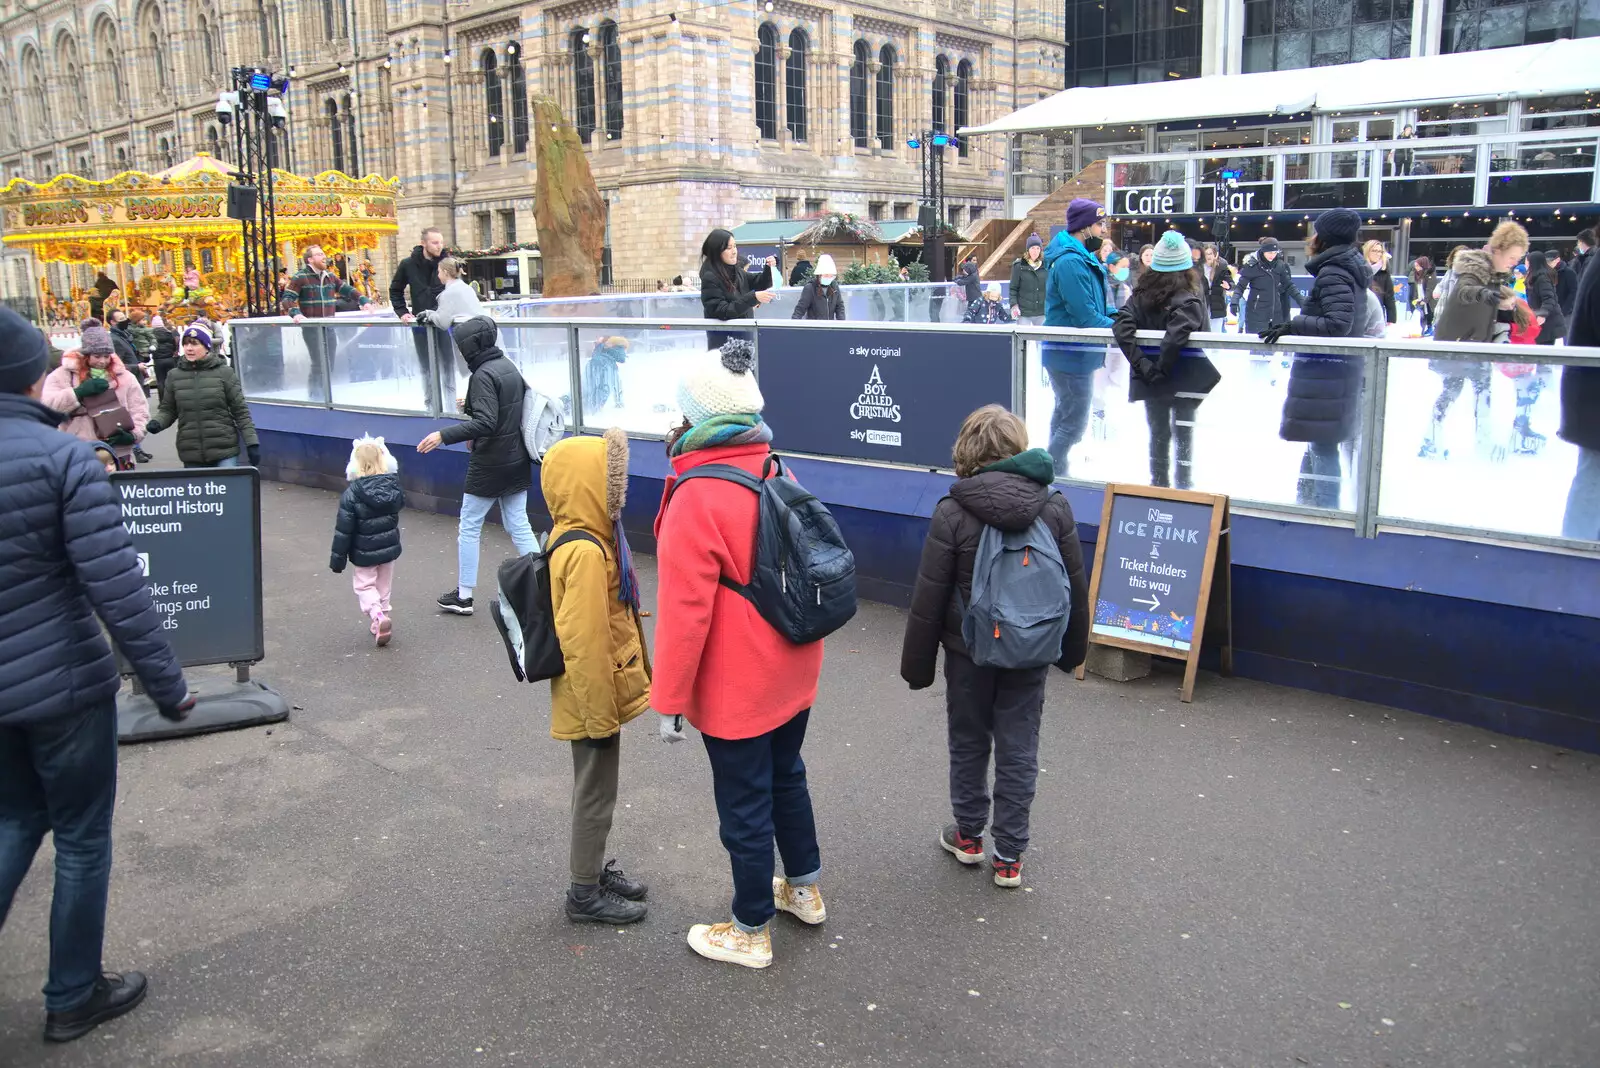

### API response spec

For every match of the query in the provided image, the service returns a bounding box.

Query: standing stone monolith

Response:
[533,97,606,298]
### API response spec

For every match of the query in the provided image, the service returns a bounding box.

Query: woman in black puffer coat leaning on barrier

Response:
[1259,208,1372,510]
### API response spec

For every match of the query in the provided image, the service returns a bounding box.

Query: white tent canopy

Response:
[964,37,1600,137]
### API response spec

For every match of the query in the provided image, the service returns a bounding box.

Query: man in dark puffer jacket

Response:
[1262,207,1371,509]
[145,324,260,469]
[0,308,193,1043]
[417,315,537,615]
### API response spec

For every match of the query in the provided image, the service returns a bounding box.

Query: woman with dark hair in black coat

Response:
[698,228,776,350]
[1261,208,1372,509]
[1524,251,1566,346]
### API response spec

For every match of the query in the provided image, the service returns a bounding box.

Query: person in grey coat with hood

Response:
[1261,208,1371,509]
[416,316,537,615]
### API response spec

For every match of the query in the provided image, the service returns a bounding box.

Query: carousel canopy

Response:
[0,153,399,265]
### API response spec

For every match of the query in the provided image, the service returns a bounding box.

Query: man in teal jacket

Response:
[1042,198,1115,476]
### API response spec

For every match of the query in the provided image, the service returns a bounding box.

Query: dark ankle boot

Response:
[565,883,647,925]
[599,859,647,901]
[44,971,148,1043]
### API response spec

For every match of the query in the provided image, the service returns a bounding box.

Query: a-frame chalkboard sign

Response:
[1075,484,1233,702]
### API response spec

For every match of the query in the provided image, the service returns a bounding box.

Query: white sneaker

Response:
[687,921,773,969]
[773,877,826,925]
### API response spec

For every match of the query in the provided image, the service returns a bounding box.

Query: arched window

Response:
[326,98,345,172]
[93,18,125,108]
[932,55,949,133]
[21,47,48,132]
[157,136,173,168]
[57,35,86,129]
[115,145,128,171]
[342,94,359,173]
[849,40,869,148]
[600,20,623,140]
[322,0,344,39]
[481,48,504,158]
[206,125,222,160]
[77,153,92,178]
[571,28,595,144]
[877,45,896,150]
[507,43,528,153]
[785,29,807,142]
[0,65,14,150]
[754,23,778,141]
[954,59,971,158]
[197,13,220,81]
[140,5,171,98]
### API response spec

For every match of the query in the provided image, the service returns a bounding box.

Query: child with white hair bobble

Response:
[330,435,406,647]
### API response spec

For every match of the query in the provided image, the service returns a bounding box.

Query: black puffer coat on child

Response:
[330,473,405,570]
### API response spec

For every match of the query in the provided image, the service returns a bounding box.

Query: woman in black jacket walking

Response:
[1409,256,1437,334]
[1261,208,1371,509]
[1199,244,1235,331]
[699,228,775,349]
[1113,232,1222,489]
[1233,239,1303,335]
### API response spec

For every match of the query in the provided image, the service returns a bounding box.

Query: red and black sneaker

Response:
[992,853,1023,888]
[940,824,985,866]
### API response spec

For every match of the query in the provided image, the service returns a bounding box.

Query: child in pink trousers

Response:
[330,435,405,646]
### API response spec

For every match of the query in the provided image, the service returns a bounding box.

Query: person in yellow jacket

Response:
[542,427,653,925]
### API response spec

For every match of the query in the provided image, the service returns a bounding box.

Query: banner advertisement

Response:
[756,325,1013,469]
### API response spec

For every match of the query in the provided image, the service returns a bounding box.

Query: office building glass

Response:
[1065,0,1203,88]
[1442,0,1600,53]
[1242,0,1413,72]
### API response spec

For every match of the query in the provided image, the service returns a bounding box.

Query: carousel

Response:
[0,153,399,331]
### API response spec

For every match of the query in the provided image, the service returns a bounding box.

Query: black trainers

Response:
[566,884,647,925]
[437,590,474,615]
[133,449,153,464]
[44,971,148,1043]
[600,859,647,902]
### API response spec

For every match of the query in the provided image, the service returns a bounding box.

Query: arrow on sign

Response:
[1132,594,1162,611]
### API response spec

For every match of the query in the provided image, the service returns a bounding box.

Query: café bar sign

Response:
[1119,186,1260,216]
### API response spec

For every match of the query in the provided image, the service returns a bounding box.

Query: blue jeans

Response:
[701,709,821,932]
[1297,441,1343,509]
[458,489,538,590]
[1562,446,1600,542]
[184,454,240,469]
[1046,369,1096,477]
[0,701,119,1012]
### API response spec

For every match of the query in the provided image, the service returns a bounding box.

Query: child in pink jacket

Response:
[40,319,149,468]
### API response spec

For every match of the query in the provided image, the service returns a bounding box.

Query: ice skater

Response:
[329,435,405,647]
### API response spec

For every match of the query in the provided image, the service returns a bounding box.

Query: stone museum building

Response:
[0,0,1067,295]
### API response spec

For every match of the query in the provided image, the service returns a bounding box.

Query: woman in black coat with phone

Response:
[1524,251,1566,345]
[1364,241,1397,325]
[699,228,775,350]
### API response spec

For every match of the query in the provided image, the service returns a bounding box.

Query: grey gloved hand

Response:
[658,712,687,744]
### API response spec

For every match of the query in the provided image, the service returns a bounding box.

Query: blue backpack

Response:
[960,506,1072,670]
[666,456,857,644]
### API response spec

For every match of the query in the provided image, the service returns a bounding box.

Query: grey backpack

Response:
[960,509,1071,670]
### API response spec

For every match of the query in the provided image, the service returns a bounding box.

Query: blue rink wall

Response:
[255,403,1600,754]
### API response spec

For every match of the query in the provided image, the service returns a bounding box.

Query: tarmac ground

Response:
[2,434,1597,1067]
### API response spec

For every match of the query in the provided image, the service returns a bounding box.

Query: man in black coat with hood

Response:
[1233,238,1303,334]
[417,316,538,615]
[389,227,447,410]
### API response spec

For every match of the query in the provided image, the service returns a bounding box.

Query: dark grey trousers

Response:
[569,734,620,884]
[944,650,1048,859]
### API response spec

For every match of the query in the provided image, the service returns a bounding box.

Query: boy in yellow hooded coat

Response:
[541,427,652,924]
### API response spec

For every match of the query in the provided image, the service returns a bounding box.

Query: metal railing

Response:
[1105,128,1600,215]
[226,315,1600,554]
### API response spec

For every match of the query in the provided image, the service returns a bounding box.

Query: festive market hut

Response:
[0,153,399,323]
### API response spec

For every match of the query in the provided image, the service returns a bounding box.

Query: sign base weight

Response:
[118,677,290,744]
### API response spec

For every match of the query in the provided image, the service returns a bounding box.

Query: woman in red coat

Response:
[652,340,826,970]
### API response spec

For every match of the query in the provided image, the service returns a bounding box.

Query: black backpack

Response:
[489,530,601,682]
[666,455,857,644]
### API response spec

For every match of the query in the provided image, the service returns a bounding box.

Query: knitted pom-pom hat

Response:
[678,339,765,426]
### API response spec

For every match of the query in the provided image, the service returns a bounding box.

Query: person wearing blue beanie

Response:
[0,305,194,1042]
